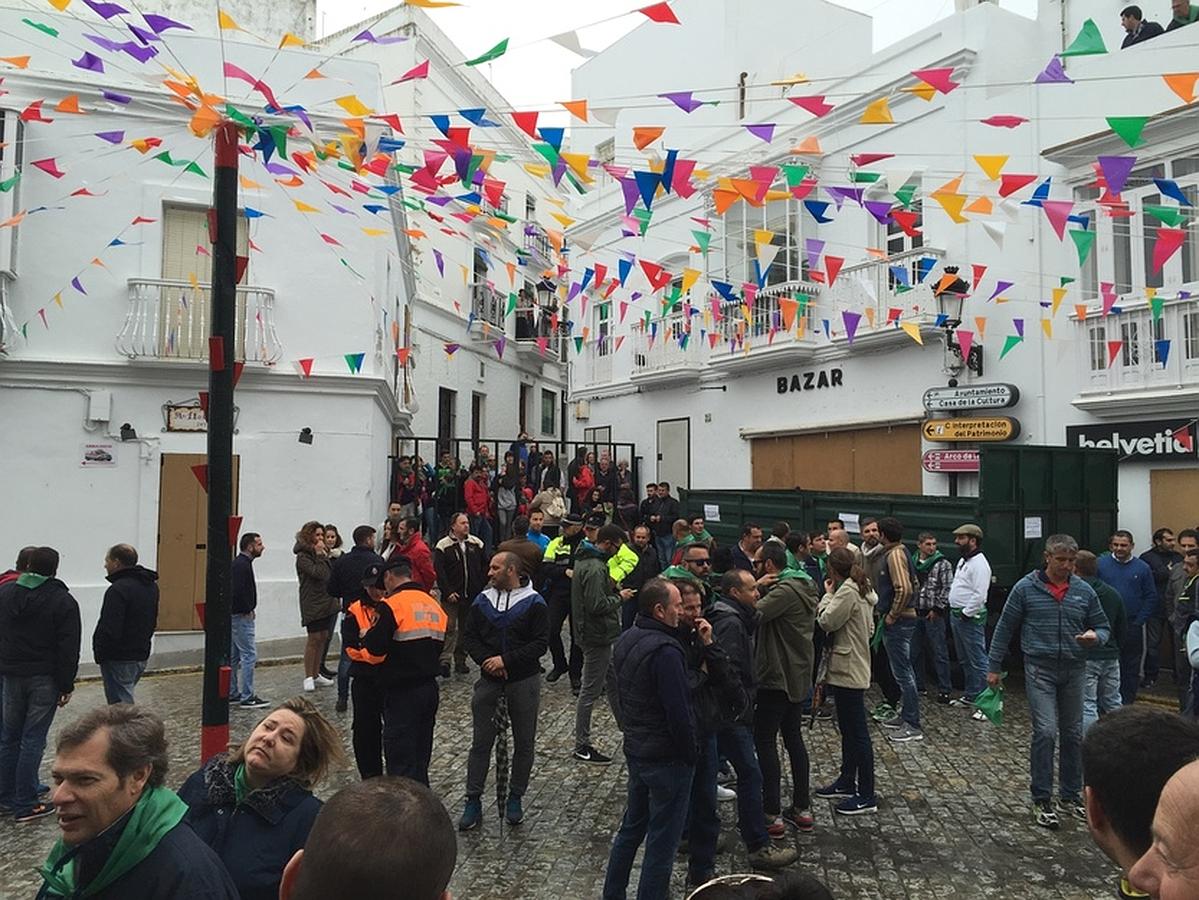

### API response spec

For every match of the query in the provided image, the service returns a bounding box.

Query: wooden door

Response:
[156,453,239,631]
[751,425,921,494]
[1150,469,1199,535]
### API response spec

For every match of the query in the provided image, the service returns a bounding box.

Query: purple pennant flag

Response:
[71,276,86,295]
[494,337,506,360]
[620,177,641,216]
[864,200,893,224]
[142,13,191,33]
[745,123,775,143]
[73,52,105,73]
[95,130,125,143]
[988,280,1014,302]
[85,33,124,51]
[826,186,865,208]
[804,238,825,270]
[330,205,354,215]
[426,195,454,207]
[1014,317,1025,338]
[433,249,444,277]
[83,0,129,18]
[567,282,582,303]
[1097,155,1136,195]
[660,91,703,113]
[127,23,160,43]
[352,29,406,45]
[842,311,862,344]
[265,162,299,176]
[1035,56,1073,84]
[552,160,568,187]
[102,90,131,104]
[121,41,158,62]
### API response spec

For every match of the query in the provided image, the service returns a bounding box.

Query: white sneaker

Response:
[716,785,737,802]
[303,677,316,692]
[971,709,988,722]
[314,675,336,686]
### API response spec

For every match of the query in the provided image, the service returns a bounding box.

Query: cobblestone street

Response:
[0,660,1129,899]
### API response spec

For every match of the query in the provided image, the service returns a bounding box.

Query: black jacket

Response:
[681,625,744,733]
[610,615,697,764]
[433,535,487,602]
[624,543,662,594]
[538,532,582,605]
[93,566,159,664]
[36,816,238,899]
[462,582,549,683]
[0,575,81,694]
[231,553,257,615]
[327,545,385,612]
[655,496,681,537]
[179,756,320,900]
[707,596,757,726]
[1140,547,1181,611]
[1122,19,1163,46]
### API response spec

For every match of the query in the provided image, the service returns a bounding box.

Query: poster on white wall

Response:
[80,443,117,467]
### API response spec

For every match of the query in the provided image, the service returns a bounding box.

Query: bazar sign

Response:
[922,450,981,473]
[776,368,844,394]
[1065,420,1197,461]
[923,383,1020,412]
[922,418,1020,442]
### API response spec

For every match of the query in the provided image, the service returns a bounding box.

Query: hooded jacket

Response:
[293,544,337,626]
[93,565,159,664]
[755,568,818,702]
[0,573,82,695]
[571,540,622,648]
[462,582,549,683]
[707,595,757,725]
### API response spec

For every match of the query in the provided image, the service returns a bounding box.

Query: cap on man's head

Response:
[561,512,584,527]
[584,511,607,529]
[382,555,413,574]
[953,524,983,538]
[361,563,384,588]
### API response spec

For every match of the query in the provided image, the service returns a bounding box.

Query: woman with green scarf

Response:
[178,697,346,900]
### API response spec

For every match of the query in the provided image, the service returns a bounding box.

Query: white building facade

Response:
[0,1,412,667]
[565,0,1199,542]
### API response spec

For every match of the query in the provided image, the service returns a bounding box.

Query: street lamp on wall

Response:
[934,266,983,377]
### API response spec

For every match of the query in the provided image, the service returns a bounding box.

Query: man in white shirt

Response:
[948,523,992,715]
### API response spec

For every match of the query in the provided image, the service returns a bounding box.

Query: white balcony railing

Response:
[470,282,506,331]
[522,225,553,262]
[116,279,281,363]
[831,247,947,321]
[1077,298,1199,394]
[632,316,705,376]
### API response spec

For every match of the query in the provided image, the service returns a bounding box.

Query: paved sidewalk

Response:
[0,661,1124,898]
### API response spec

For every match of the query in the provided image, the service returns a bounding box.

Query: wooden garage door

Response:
[156,453,240,631]
[1150,469,1199,535]
[751,424,922,494]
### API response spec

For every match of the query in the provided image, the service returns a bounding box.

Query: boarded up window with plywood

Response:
[751,424,922,494]
[157,453,240,630]
[158,204,250,358]
[1150,469,1199,538]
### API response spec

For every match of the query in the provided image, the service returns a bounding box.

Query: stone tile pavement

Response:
[0,660,1131,899]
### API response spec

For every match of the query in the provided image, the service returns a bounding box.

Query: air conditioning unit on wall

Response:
[574,399,590,420]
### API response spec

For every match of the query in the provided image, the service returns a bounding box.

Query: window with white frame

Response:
[1185,307,1199,360]
[722,195,805,287]
[596,302,611,356]
[1088,321,1107,371]
[162,203,248,282]
[1121,319,1141,367]
[0,111,23,276]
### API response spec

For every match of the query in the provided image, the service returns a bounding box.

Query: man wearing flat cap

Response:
[948,524,993,717]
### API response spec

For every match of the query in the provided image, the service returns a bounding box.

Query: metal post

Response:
[201,122,239,763]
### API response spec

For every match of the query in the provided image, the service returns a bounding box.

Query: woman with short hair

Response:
[179,697,346,900]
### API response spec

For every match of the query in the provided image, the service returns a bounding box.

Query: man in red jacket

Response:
[392,516,438,594]
[464,465,495,556]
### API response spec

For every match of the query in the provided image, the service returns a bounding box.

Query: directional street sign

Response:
[922,449,981,473]
[922,383,1020,412]
[922,417,1020,442]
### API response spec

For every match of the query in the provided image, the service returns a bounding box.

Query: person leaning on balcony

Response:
[1120,5,1164,45]
[1167,0,1199,29]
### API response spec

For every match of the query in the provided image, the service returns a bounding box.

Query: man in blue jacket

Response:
[604,578,696,900]
[1097,530,1158,704]
[988,534,1111,832]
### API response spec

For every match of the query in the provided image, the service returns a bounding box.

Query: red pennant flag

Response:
[198,391,209,417]
[998,173,1037,198]
[228,515,243,550]
[396,347,411,366]
[1107,340,1123,368]
[1172,425,1194,452]
[298,358,314,378]
[232,361,245,387]
[787,95,834,117]
[235,255,249,284]
[825,256,844,286]
[971,264,987,292]
[391,59,428,84]
[511,111,539,138]
[191,464,209,492]
[638,2,680,24]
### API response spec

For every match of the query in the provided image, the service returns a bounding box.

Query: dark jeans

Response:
[620,597,639,632]
[0,675,59,814]
[466,675,540,798]
[1144,617,1163,681]
[383,679,439,786]
[602,756,694,900]
[684,733,720,882]
[753,688,810,814]
[718,724,770,851]
[319,615,339,674]
[912,612,952,693]
[100,661,146,705]
[1025,660,1084,803]
[351,676,386,779]
[871,640,900,706]
[832,685,875,801]
[337,643,352,703]
[469,515,494,558]
[884,618,921,728]
[547,594,582,681]
[1119,622,1145,705]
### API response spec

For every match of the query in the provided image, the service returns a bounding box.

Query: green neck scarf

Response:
[39,786,188,898]
[17,572,49,589]
[912,550,945,574]
[234,763,249,804]
[777,566,813,582]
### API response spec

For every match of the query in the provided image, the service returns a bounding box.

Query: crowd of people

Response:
[3,464,1199,897]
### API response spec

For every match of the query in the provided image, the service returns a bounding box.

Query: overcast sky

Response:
[317,0,1039,114]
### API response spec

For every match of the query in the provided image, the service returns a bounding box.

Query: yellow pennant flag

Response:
[524,163,551,178]
[361,227,388,237]
[680,268,701,295]
[860,96,893,124]
[974,316,988,339]
[292,199,320,213]
[973,155,1009,180]
[864,307,876,329]
[48,0,70,8]
[1051,287,1067,316]
[550,212,575,229]
[559,153,593,182]
[53,292,63,308]
[217,9,241,30]
[406,0,462,6]
[336,95,374,117]
[1041,319,1053,340]
[239,175,263,190]
[901,321,923,344]
[933,192,968,224]
[901,82,937,101]
[279,32,306,48]
[753,229,774,247]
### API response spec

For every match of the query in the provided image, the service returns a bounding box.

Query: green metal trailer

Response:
[680,444,1118,590]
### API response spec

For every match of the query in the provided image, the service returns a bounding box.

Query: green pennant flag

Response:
[781,164,809,188]
[1106,116,1148,149]
[464,38,508,67]
[1144,205,1187,227]
[1060,18,1107,57]
[633,208,652,235]
[0,171,20,192]
[394,164,418,175]
[1059,276,1075,287]
[1151,296,1164,321]
[797,293,810,315]
[999,335,1023,359]
[463,154,485,189]
[23,18,58,37]
[533,142,560,168]
[225,105,256,129]
[506,292,518,316]
[893,182,918,209]
[154,151,177,166]
[667,285,681,309]
[850,171,882,183]
[345,352,365,373]
[184,161,207,178]
[1069,230,1095,266]
[268,125,289,160]
[692,230,711,253]
[573,336,583,354]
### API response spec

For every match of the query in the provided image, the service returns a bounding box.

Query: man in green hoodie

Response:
[1167,0,1199,30]
[38,704,237,899]
[572,523,627,765]
[1076,550,1127,732]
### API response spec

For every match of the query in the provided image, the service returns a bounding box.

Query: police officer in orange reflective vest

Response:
[342,562,390,778]
[359,555,447,785]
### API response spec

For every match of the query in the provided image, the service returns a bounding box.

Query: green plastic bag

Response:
[974,680,1005,725]
[869,617,885,651]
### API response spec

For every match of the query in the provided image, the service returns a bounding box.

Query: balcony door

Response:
[161,203,248,282]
